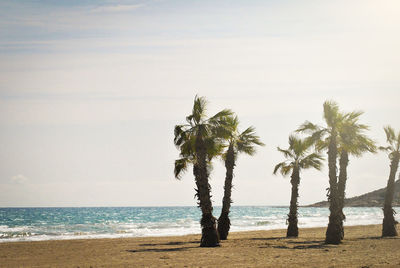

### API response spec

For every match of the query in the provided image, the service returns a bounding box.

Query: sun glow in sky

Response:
[0,0,399,207]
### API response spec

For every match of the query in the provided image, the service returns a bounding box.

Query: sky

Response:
[0,0,399,207]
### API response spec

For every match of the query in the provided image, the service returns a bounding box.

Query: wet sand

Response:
[0,224,399,267]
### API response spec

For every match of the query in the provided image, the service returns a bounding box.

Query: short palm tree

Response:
[297,100,345,244]
[273,135,323,237]
[217,115,264,240]
[174,95,233,247]
[337,111,376,239]
[379,126,400,237]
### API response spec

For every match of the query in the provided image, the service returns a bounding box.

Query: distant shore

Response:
[1,224,399,267]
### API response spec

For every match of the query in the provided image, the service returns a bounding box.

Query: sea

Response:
[0,206,395,243]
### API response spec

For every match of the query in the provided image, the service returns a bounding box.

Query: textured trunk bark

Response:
[218,144,235,240]
[287,167,300,237]
[382,155,399,237]
[325,133,342,244]
[338,150,349,240]
[195,135,220,247]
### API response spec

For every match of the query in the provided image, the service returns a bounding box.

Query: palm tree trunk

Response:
[338,150,349,240]
[287,167,300,237]
[325,133,342,244]
[218,144,235,240]
[382,155,399,237]
[195,135,220,247]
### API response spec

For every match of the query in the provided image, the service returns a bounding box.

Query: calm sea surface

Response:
[0,206,395,242]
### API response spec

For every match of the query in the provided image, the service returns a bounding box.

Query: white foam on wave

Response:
[0,226,203,243]
[0,225,30,233]
[0,219,202,243]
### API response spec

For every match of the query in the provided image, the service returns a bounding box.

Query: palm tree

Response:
[217,116,264,240]
[379,126,400,237]
[273,135,323,237]
[297,100,345,244]
[174,95,233,247]
[337,111,376,239]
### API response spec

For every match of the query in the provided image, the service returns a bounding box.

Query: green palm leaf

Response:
[274,135,323,177]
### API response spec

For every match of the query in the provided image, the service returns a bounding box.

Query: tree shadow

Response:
[250,237,286,241]
[287,240,323,245]
[352,236,384,241]
[292,243,326,249]
[127,246,198,253]
[258,239,328,250]
[139,241,199,247]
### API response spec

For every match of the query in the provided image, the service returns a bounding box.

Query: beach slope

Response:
[0,224,399,267]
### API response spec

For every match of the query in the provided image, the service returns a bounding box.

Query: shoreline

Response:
[0,221,387,244]
[1,206,392,244]
[1,224,399,267]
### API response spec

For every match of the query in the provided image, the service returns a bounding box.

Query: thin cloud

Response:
[11,174,28,184]
[91,4,144,13]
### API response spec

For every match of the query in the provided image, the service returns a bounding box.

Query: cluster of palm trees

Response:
[174,96,400,247]
[174,96,264,246]
[275,101,377,244]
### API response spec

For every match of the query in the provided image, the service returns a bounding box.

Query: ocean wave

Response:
[255,221,271,226]
[0,207,395,242]
[0,225,29,233]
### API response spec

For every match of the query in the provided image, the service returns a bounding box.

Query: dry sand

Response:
[1,224,400,267]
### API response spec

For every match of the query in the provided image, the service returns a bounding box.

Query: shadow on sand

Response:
[126,247,197,253]
[138,240,199,247]
[127,240,200,253]
[351,236,382,241]
[250,237,286,241]
[256,238,329,250]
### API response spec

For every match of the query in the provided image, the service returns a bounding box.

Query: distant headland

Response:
[308,180,400,207]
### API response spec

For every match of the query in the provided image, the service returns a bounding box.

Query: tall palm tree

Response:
[337,111,376,239]
[174,95,233,247]
[217,116,264,240]
[297,100,345,244]
[379,126,400,237]
[273,135,323,237]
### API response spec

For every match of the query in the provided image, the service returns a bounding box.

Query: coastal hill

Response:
[307,180,400,207]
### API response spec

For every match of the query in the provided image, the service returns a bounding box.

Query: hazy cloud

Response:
[10,174,28,184]
[91,4,144,13]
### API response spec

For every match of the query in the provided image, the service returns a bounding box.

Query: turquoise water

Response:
[0,206,394,242]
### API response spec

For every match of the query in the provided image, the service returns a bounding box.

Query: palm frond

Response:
[174,157,190,179]
[345,110,364,122]
[384,125,396,146]
[315,137,329,152]
[289,135,308,158]
[323,100,340,127]
[275,134,323,179]
[277,146,294,159]
[174,125,188,146]
[281,164,293,176]
[204,137,225,160]
[338,112,376,156]
[308,129,327,146]
[379,145,391,152]
[236,126,264,155]
[296,121,320,133]
[208,109,234,124]
[179,138,195,157]
[273,162,286,175]
[397,132,400,150]
[208,111,236,141]
[380,126,400,159]
[192,95,208,124]
[300,152,324,171]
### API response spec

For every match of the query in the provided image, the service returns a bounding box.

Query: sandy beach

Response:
[0,224,399,267]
